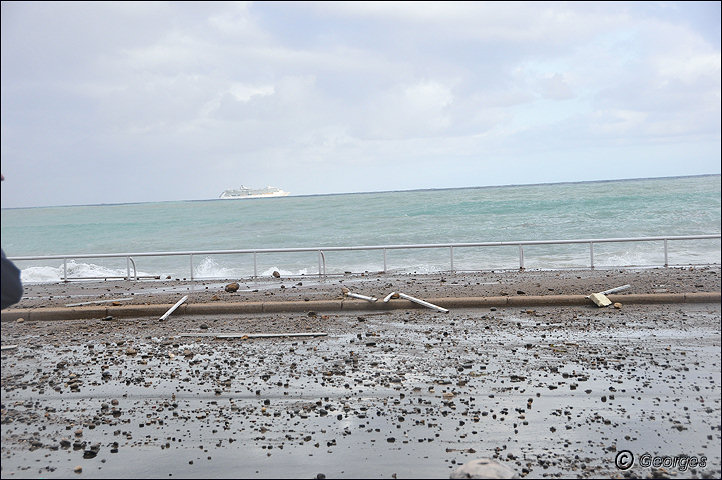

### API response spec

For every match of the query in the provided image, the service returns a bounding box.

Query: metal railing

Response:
[9,234,720,282]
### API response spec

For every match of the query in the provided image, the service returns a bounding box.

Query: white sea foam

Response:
[193,257,244,279]
[261,266,309,277]
[20,260,154,283]
[190,258,312,279]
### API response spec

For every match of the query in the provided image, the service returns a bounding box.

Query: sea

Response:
[1,175,720,284]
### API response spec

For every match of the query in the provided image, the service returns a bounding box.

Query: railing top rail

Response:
[7,234,720,262]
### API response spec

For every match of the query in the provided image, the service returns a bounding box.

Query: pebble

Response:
[1,282,719,479]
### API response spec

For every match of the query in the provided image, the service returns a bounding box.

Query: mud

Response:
[2,299,720,478]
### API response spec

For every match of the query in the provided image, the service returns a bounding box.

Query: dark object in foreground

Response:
[1,248,23,310]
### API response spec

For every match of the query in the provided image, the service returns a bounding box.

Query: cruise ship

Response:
[219,185,290,199]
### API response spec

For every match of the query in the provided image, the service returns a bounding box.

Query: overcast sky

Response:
[1,1,720,208]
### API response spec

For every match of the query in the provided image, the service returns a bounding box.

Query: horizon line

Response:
[2,173,720,210]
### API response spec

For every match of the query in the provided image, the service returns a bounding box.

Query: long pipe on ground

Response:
[383,291,449,313]
[160,295,188,321]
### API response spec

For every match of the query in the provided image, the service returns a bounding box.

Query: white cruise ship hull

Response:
[219,186,290,199]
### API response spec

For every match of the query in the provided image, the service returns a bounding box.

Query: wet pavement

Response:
[1,303,720,478]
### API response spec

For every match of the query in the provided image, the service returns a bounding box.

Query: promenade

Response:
[1,267,720,478]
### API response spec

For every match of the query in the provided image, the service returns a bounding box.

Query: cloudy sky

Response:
[1,1,720,208]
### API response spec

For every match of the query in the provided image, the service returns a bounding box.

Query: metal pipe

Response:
[178,332,327,339]
[590,242,594,270]
[450,246,454,272]
[128,257,138,280]
[8,234,719,282]
[382,292,397,303]
[599,284,631,295]
[189,254,194,281]
[345,292,378,302]
[396,292,449,313]
[519,245,524,270]
[382,291,449,313]
[10,234,719,261]
[159,295,188,321]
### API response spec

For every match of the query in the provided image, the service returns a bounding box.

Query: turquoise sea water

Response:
[2,175,720,282]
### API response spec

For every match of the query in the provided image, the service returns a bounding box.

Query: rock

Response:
[589,293,612,307]
[613,302,622,309]
[225,282,240,293]
[449,458,519,479]
[272,271,281,278]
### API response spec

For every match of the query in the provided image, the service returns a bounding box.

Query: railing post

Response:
[128,257,138,281]
[126,257,131,280]
[63,258,68,282]
[664,239,668,267]
[518,245,524,270]
[589,242,595,269]
[383,249,387,273]
[318,251,322,277]
[253,252,258,279]
[450,246,454,272]
[190,253,194,281]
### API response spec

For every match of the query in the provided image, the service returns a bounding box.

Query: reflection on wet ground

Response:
[2,304,720,478]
